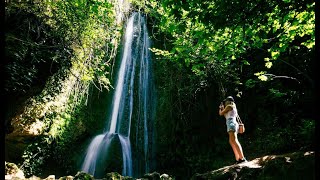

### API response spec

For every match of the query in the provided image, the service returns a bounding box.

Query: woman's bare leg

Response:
[233,133,245,159]
[228,131,240,160]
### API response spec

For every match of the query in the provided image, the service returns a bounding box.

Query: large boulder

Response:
[5,162,25,180]
[191,151,315,180]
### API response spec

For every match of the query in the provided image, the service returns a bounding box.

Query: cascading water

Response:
[80,12,156,178]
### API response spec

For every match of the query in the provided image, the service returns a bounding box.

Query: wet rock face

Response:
[191,151,315,180]
[5,103,46,163]
[5,139,28,163]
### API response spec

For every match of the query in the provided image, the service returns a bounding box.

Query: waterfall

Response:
[80,12,156,178]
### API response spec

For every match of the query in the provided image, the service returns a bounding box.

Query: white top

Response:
[224,105,238,119]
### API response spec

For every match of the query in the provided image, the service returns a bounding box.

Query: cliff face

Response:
[191,151,315,180]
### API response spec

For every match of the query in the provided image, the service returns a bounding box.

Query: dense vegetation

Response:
[4,0,315,179]
[4,0,126,177]
[132,0,315,178]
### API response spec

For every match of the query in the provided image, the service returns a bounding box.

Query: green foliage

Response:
[18,82,111,176]
[20,139,52,176]
[5,8,71,95]
[5,0,124,177]
[5,0,122,97]
[131,1,315,178]
[135,0,314,85]
[73,171,95,180]
[298,119,315,147]
[268,88,286,98]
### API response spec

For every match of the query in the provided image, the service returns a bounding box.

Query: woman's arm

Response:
[219,105,233,116]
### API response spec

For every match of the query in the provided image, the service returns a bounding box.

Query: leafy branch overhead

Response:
[136,0,314,85]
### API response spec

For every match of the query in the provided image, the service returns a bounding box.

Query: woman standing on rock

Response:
[219,96,247,164]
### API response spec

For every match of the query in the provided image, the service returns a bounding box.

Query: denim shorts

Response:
[226,118,239,133]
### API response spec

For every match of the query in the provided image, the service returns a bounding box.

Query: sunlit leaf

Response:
[271,51,280,60]
[265,62,272,68]
[258,75,268,81]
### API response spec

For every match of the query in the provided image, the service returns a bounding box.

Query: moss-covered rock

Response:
[73,171,94,180]
[103,172,134,180]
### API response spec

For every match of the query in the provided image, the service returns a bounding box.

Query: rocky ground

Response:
[191,151,315,180]
[5,151,315,180]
